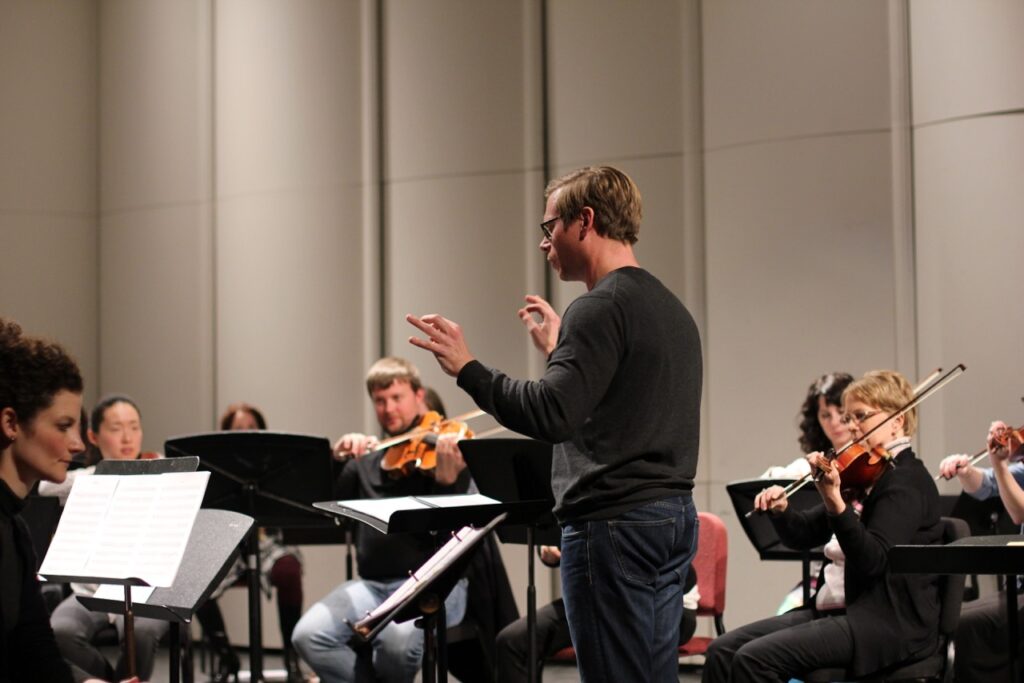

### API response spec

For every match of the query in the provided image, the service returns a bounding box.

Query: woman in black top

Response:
[0,318,124,683]
[703,370,943,683]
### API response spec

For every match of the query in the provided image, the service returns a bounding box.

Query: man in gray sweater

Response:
[408,165,702,682]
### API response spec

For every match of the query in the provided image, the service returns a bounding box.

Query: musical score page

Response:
[39,472,210,588]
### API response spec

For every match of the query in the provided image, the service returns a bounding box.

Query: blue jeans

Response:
[291,577,467,683]
[560,494,698,683]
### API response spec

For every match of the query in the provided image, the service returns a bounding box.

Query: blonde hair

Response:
[365,357,422,395]
[843,370,917,436]
[545,166,642,244]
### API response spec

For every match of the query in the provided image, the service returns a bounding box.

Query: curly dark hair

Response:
[797,372,853,453]
[0,318,84,449]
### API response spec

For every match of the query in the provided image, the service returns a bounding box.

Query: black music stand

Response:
[726,478,825,604]
[460,438,558,683]
[347,514,508,683]
[78,509,254,683]
[165,431,340,682]
[40,457,205,681]
[890,534,1024,683]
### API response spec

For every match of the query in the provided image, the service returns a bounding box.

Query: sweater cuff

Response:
[456,359,489,391]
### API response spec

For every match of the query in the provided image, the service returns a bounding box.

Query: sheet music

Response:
[39,472,210,587]
[415,493,500,508]
[336,496,432,523]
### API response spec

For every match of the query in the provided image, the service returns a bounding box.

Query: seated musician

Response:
[41,395,168,682]
[704,370,943,683]
[195,403,305,683]
[0,317,134,683]
[762,372,854,614]
[938,420,1024,682]
[291,357,471,683]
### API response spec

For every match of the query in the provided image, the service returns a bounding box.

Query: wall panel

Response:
[0,0,98,395]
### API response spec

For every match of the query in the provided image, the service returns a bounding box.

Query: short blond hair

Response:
[843,370,917,436]
[365,357,422,395]
[545,166,642,244]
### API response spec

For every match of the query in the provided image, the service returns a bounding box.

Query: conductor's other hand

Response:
[333,432,379,461]
[518,294,560,356]
[754,485,788,515]
[938,453,971,480]
[539,545,562,567]
[434,433,466,486]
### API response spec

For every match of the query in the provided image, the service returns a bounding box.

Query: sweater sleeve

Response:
[457,295,624,443]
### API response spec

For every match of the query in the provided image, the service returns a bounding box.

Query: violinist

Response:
[291,357,471,683]
[704,370,943,683]
[937,420,1024,683]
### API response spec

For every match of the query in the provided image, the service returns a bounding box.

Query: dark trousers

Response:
[954,590,1024,683]
[702,609,853,683]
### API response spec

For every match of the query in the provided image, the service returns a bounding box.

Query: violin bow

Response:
[748,364,966,516]
[936,421,1024,481]
[374,408,486,450]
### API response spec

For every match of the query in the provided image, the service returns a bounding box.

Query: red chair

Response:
[677,511,728,657]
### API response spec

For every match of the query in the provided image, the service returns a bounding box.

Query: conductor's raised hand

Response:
[518,294,560,356]
[406,313,474,377]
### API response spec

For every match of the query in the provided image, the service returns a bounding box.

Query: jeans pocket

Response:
[608,517,676,585]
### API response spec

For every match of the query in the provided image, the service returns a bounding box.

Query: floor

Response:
[139,647,706,682]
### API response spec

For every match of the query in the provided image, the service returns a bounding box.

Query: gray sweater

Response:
[458,267,701,522]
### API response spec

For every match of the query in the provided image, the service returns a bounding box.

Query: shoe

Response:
[207,630,240,683]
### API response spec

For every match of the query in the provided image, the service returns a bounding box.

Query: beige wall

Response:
[2,0,1023,646]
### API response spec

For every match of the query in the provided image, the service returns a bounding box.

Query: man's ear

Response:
[88,429,99,447]
[579,206,595,239]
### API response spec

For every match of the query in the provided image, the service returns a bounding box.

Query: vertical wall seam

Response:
[209,0,218,429]
[539,0,552,301]
[94,2,102,402]
[376,0,388,358]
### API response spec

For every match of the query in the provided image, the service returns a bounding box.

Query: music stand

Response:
[460,438,558,683]
[165,431,339,682]
[726,478,825,604]
[40,457,206,680]
[348,513,508,683]
[78,508,254,683]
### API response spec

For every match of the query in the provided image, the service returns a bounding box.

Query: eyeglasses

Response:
[540,217,560,241]
[841,410,880,426]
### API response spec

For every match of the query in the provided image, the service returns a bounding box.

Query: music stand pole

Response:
[527,525,537,683]
[123,585,137,678]
[244,492,264,682]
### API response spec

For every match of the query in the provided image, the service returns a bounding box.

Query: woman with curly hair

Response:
[0,318,125,683]
[761,373,854,481]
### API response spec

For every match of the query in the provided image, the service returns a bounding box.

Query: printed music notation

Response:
[39,471,210,589]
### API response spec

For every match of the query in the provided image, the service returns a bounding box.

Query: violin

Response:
[379,410,477,477]
[827,442,893,492]
[936,423,1024,480]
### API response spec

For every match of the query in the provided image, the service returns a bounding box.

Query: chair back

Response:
[693,511,728,617]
